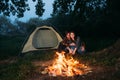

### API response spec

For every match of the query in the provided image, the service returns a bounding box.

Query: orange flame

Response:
[45,51,91,76]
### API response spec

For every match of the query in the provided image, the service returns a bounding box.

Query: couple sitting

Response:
[58,31,85,55]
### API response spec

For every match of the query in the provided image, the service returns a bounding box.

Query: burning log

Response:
[41,51,92,76]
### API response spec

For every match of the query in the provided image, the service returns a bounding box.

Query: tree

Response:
[0,16,16,35]
[105,0,120,36]
[52,0,106,22]
[14,19,29,34]
[52,0,75,16]
[35,0,45,17]
[0,0,45,18]
[51,0,109,37]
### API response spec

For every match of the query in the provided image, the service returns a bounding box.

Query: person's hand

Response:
[69,49,72,54]
[66,47,72,53]
[81,46,85,51]
[72,48,77,55]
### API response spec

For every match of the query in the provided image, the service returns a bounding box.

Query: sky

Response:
[10,0,54,22]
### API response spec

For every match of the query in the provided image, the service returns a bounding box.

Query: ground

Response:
[26,59,118,80]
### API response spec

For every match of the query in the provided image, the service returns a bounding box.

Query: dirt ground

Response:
[28,60,119,80]
[0,57,119,80]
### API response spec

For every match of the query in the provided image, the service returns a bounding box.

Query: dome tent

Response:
[22,26,63,53]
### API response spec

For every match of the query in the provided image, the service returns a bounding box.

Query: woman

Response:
[58,32,71,53]
[66,32,77,55]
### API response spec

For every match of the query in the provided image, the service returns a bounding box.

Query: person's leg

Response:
[77,47,85,54]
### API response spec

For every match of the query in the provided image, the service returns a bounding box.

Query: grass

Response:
[0,58,34,80]
[22,50,55,61]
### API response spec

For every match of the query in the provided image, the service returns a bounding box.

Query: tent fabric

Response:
[22,26,63,53]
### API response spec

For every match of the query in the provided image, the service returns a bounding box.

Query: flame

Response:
[43,51,91,76]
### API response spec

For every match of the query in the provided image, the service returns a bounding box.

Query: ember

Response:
[42,51,91,76]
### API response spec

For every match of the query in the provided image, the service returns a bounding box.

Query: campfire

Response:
[41,51,92,76]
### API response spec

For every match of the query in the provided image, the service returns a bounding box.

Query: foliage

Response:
[52,0,106,21]
[0,35,25,60]
[50,0,120,37]
[0,16,44,36]
[83,37,118,52]
[0,16,16,35]
[0,0,45,18]
[0,0,120,37]
[35,0,45,17]
[14,20,29,34]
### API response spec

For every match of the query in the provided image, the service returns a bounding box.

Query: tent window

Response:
[32,29,58,49]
